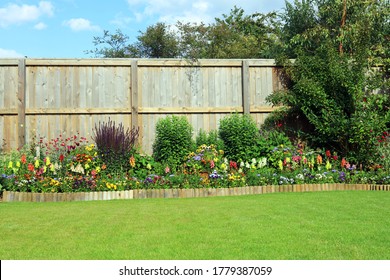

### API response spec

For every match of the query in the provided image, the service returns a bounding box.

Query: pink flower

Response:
[210,160,215,169]
[165,166,170,174]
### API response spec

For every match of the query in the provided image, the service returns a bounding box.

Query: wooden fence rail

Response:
[0,58,285,154]
[2,184,390,202]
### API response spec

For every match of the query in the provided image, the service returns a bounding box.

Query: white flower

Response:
[258,157,267,168]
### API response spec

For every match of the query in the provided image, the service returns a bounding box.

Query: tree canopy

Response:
[86,6,278,59]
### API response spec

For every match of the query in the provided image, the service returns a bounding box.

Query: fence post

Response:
[17,58,26,149]
[242,60,250,114]
[131,59,139,145]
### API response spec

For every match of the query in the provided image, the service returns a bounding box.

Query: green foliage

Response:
[86,23,179,58]
[195,129,225,151]
[87,6,279,59]
[135,22,180,58]
[85,29,132,58]
[257,129,293,156]
[92,119,139,174]
[204,6,279,59]
[152,115,195,167]
[266,0,390,165]
[374,131,390,171]
[218,113,260,162]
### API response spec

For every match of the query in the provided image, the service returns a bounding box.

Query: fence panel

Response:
[0,58,284,154]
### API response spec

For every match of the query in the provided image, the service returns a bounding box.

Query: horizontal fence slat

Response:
[2,184,389,203]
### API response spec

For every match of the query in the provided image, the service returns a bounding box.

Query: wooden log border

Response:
[2,184,389,202]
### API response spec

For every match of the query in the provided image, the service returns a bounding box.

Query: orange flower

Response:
[21,154,27,164]
[129,155,136,168]
[27,163,34,171]
[316,154,323,165]
[341,158,347,168]
[101,164,107,170]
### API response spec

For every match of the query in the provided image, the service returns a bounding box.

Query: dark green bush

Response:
[195,129,225,151]
[257,129,293,156]
[152,115,195,167]
[92,119,139,173]
[218,113,260,162]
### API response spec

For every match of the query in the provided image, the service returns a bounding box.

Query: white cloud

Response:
[110,14,132,28]
[126,0,285,25]
[0,48,24,58]
[34,22,47,30]
[63,18,100,32]
[0,1,54,28]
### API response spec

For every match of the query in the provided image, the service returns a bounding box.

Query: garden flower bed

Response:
[1,117,389,202]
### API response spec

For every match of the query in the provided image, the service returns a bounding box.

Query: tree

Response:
[85,29,132,58]
[135,22,180,58]
[87,6,280,59]
[176,6,280,59]
[86,23,179,58]
[266,0,390,165]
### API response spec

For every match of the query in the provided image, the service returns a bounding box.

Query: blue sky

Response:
[0,0,286,58]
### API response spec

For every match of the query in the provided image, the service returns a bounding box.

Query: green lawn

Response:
[0,191,389,260]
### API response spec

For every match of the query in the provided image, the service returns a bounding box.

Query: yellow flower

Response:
[106,182,117,190]
[84,163,90,170]
[34,159,40,168]
[146,163,152,170]
[278,160,283,170]
[50,164,55,172]
[16,161,21,168]
[8,161,13,169]
[85,144,95,152]
[326,160,332,170]
[45,157,51,166]
[213,157,219,163]
[50,179,60,186]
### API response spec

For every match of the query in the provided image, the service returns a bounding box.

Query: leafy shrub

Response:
[267,42,390,166]
[257,129,293,156]
[152,115,195,167]
[374,131,390,171]
[218,113,260,162]
[92,119,139,173]
[195,129,225,151]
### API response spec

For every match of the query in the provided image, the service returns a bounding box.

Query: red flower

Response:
[229,161,237,170]
[59,154,64,162]
[21,154,27,164]
[325,150,331,158]
[28,163,34,171]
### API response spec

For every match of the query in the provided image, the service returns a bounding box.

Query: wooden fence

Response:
[0,58,285,154]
